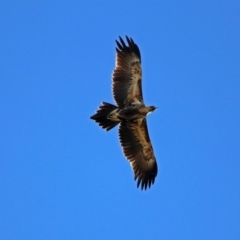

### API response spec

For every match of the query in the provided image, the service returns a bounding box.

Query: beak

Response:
[151,106,157,112]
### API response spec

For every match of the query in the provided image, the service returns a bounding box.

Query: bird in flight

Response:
[90,36,157,190]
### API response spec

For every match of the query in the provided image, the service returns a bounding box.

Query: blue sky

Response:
[1,1,240,239]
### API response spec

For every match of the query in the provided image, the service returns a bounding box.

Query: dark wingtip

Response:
[126,35,134,47]
[116,40,122,50]
[135,173,156,191]
[115,35,141,60]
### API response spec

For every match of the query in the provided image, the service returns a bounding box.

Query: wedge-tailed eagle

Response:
[90,36,157,190]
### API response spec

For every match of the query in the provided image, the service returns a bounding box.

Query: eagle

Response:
[90,36,158,190]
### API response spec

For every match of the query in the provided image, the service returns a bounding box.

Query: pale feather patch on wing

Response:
[112,36,144,107]
[118,119,157,190]
[126,61,143,105]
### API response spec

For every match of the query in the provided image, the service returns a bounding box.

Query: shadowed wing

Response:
[112,36,143,107]
[119,119,157,190]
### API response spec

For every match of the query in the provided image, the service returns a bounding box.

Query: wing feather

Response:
[119,119,157,190]
[112,36,143,107]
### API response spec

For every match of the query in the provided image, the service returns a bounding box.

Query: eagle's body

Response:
[90,36,158,190]
[108,104,156,122]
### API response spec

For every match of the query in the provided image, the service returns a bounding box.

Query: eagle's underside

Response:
[90,36,158,190]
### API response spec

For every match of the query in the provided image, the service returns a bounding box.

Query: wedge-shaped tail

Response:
[90,102,120,131]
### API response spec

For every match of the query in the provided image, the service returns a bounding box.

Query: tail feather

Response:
[90,102,120,131]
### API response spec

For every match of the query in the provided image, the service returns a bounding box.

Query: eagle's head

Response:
[149,106,157,112]
[146,106,157,115]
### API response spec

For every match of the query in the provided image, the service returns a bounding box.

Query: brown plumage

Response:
[90,36,158,190]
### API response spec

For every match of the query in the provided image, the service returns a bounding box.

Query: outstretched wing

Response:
[112,36,143,107]
[119,119,157,190]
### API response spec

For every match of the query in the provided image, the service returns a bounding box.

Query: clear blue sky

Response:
[1,1,240,239]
